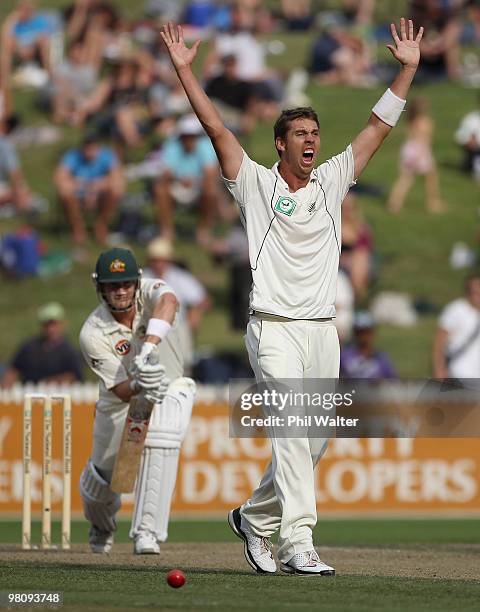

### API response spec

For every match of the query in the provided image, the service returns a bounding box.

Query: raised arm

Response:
[352,18,424,179]
[160,22,244,180]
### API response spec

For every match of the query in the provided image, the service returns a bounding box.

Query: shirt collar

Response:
[99,303,138,335]
[271,162,318,190]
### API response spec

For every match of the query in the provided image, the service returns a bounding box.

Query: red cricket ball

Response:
[166,569,186,588]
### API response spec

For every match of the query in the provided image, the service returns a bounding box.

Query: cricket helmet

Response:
[93,248,140,283]
[92,248,142,312]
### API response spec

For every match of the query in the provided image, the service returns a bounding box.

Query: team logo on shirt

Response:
[115,339,131,355]
[274,196,297,217]
[110,259,126,273]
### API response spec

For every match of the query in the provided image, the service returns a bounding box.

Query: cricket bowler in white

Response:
[161,18,423,574]
[79,247,195,554]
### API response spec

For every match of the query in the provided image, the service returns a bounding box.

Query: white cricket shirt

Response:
[223,145,355,319]
[79,278,183,411]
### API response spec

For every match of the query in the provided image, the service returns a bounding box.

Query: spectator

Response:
[409,0,463,81]
[387,97,445,214]
[0,114,33,214]
[50,40,98,124]
[144,237,211,369]
[1,0,52,88]
[208,217,251,330]
[0,302,83,388]
[65,0,119,72]
[153,114,220,243]
[280,0,314,31]
[432,273,480,378]
[308,13,375,87]
[73,59,151,147]
[203,2,283,120]
[204,54,257,134]
[340,311,397,378]
[340,192,374,299]
[54,132,124,245]
[455,94,480,180]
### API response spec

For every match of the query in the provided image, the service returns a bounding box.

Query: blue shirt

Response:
[13,14,51,48]
[61,147,118,182]
[162,136,217,180]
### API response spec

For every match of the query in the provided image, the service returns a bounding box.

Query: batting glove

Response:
[136,341,157,366]
[130,360,166,390]
[142,379,169,405]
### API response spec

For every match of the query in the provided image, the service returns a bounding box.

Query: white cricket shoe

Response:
[228,507,277,574]
[281,550,335,576]
[89,526,114,554]
[134,532,160,555]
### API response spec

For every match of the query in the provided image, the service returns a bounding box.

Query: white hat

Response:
[146,237,173,260]
[176,114,204,136]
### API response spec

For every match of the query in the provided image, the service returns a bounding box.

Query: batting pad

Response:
[145,377,195,449]
[80,460,121,532]
[129,447,179,542]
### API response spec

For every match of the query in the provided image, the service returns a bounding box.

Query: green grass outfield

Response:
[0,519,479,611]
[1,517,479,546]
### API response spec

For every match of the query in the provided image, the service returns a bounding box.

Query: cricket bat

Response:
[111,350,161,494]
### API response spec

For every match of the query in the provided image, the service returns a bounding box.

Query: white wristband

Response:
[372,88,406,127]
[146,318,172,341]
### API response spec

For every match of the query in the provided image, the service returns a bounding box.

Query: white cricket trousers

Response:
[242,315,340,563]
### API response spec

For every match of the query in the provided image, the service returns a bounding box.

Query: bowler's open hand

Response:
[160,21,201,70]
[387,18,424,69]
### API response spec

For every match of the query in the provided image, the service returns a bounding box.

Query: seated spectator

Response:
[144,237,211,370]
[65,0,119,72]
[203,2,283,120]
[54,133,124,245]
[340,311,397,379]
[280,0,314,31]
[1,0,52,87]
[73,58,153,147]
[409,0,463,81]
[388,97,445,213]
[204,54,257,134]
[153,114,220,243]
[432,273,480,378]
[50,40,98,124]
[340,192,374,299]
[0,302,84,388]
[0,114,34,214]
[455,94,480,180]
[308,13,375,87]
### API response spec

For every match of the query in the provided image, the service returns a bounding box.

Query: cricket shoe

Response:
[89,526,114,554]
[228,507,276,574]
[134,532,160,555]
[280,550,335,576]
